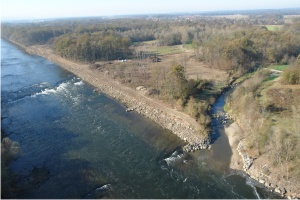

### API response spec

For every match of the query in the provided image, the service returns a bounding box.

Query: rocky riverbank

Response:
[9,40,210,152]
[94,86,211,151]
[225,122,300,199]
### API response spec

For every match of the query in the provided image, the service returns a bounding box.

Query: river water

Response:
[1,39,280,198]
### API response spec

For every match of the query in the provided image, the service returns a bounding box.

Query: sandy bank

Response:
[224,122,243,170]
[14,42,210,150]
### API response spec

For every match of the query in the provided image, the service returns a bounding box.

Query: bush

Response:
[282,66,300,85]
[186,97,198,118]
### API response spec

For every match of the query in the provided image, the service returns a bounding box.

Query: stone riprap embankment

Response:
[97,86,211,151]
[227,122,300,199]
[20,42,210,151]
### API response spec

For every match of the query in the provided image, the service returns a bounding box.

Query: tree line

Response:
[196,25,300,74]
[2,14,299,66]
[53,32,132,62]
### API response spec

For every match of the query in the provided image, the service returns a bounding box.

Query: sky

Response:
[1,0,300,20]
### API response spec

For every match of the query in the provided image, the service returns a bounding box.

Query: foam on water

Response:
[74,80,84,86]
[32,78,84,98]
[246,177,261,199]
[31,81,73,97]
[83,184,112,198]
[72,96,81,106]
[164,151,184,166]
[97,184,111,191]
[31,82,51,88]
[38,82,51,87]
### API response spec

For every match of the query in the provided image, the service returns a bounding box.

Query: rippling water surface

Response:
[1,39,280,198]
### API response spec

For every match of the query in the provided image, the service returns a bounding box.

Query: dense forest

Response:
[53,32,132,61]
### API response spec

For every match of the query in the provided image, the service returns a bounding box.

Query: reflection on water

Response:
[1,39,281,199]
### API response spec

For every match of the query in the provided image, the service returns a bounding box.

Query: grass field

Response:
[269,64,289,71]
[153,45,184,55]
[265,25,284,31]
[263,74,279,83]
[183,43,193,50]
[136,41,185,55]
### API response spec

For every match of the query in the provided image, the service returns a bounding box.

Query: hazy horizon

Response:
[1,0,300,21]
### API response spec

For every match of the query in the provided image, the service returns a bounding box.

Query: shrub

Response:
[186,97,199,119]
[282,66,300,85]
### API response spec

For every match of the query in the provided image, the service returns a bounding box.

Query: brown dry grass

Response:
[148,52,229,83]
[107,41,229,84]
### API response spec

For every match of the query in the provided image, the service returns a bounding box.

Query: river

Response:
[1,39,280,198]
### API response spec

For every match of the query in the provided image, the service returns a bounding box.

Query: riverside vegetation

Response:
[225,59,300,197]
[1,9,300,197]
